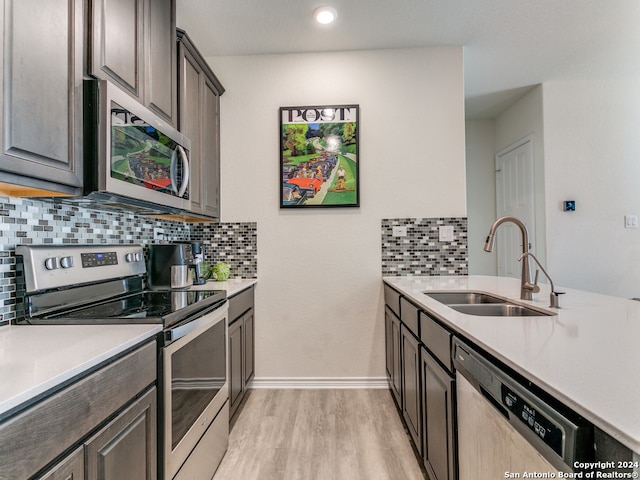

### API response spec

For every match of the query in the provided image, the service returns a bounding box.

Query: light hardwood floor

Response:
[213,389,426,480]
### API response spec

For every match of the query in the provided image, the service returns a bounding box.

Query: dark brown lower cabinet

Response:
[228,286,256,420]
[37,387,156,480]
[229,308,255,419]
[385,306,402,407]
[243,310,255,385]
[229,317,244,415]
[401,325,422,450]
[422,349,456,480]
[383,283,458,480]
[85,387,157,480]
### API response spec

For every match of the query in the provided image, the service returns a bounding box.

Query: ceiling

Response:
[176,0,640,119]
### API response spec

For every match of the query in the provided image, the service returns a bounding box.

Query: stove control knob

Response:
[60,256,73,269]
[44,257,59,270]
[125,252,143,262]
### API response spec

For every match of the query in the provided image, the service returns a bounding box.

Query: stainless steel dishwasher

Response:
[452,337,594,478]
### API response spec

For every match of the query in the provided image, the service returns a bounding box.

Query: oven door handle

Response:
[163,301,228,346]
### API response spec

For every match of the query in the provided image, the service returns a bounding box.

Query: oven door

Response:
[161,301,228,480]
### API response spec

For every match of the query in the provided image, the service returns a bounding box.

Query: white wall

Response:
[494,86,547,267]
[465,119,497,275]
[465,80,640,299]
[543,79,640,298]
[465,87,546,276]
[208,47,466,382]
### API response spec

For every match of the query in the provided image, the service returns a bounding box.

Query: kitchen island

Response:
[384,275,640,455]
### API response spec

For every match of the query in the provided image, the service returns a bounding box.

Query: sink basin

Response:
[424,291,507,305]
[448,303,552,317]
[423,290,554,317]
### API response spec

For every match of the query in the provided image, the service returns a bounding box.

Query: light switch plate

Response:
[392,226,407,237]
[625,215,638,229]
[439,225,454,242]
[153,227,165,240]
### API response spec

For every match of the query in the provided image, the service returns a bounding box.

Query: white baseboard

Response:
[249,377,389,389]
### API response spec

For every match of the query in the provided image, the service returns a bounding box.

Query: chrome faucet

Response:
[518,252,564,308]
[484,216,538,300]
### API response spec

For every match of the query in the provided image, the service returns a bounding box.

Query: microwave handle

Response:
[169,146,190,197]
[176,145,190,198]
[170,148,179,195]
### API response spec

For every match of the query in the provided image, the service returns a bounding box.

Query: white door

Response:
[495,136,535,278]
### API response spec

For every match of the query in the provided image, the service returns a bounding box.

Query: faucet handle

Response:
[531,269,541,293]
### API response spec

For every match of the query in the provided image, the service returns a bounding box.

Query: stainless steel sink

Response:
[423,290,553,317]
[424,291,507,305]
[447,303,552,317]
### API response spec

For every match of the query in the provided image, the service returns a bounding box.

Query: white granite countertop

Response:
[384,275,640,454]
[0,324,161,418]
[190,278,257,297]
[0,279,257,421]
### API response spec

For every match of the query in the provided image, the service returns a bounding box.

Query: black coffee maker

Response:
[183,241,207,285]
[148,241,207,288]
[148,243,195,289]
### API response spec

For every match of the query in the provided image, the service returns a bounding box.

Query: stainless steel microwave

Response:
[83,80,191,213]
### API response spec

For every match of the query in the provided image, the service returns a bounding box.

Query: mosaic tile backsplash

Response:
[381,217,468,276]
[191,222,257,279]
[0,196,257,325]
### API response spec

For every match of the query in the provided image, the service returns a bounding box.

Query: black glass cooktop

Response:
[37,289,227,327]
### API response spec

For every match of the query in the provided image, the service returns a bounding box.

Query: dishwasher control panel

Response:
[501,384,563,457]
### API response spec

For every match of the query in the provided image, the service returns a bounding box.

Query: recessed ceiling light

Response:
[314,6,337,25]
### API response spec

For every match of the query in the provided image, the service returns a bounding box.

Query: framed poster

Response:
[280,105,359,208]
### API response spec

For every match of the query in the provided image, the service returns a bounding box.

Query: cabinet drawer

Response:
[420,312,453,372]
[400,297,419,337]
[384,284,401,317]
[228,286,254,323]
[0,341,156,480]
